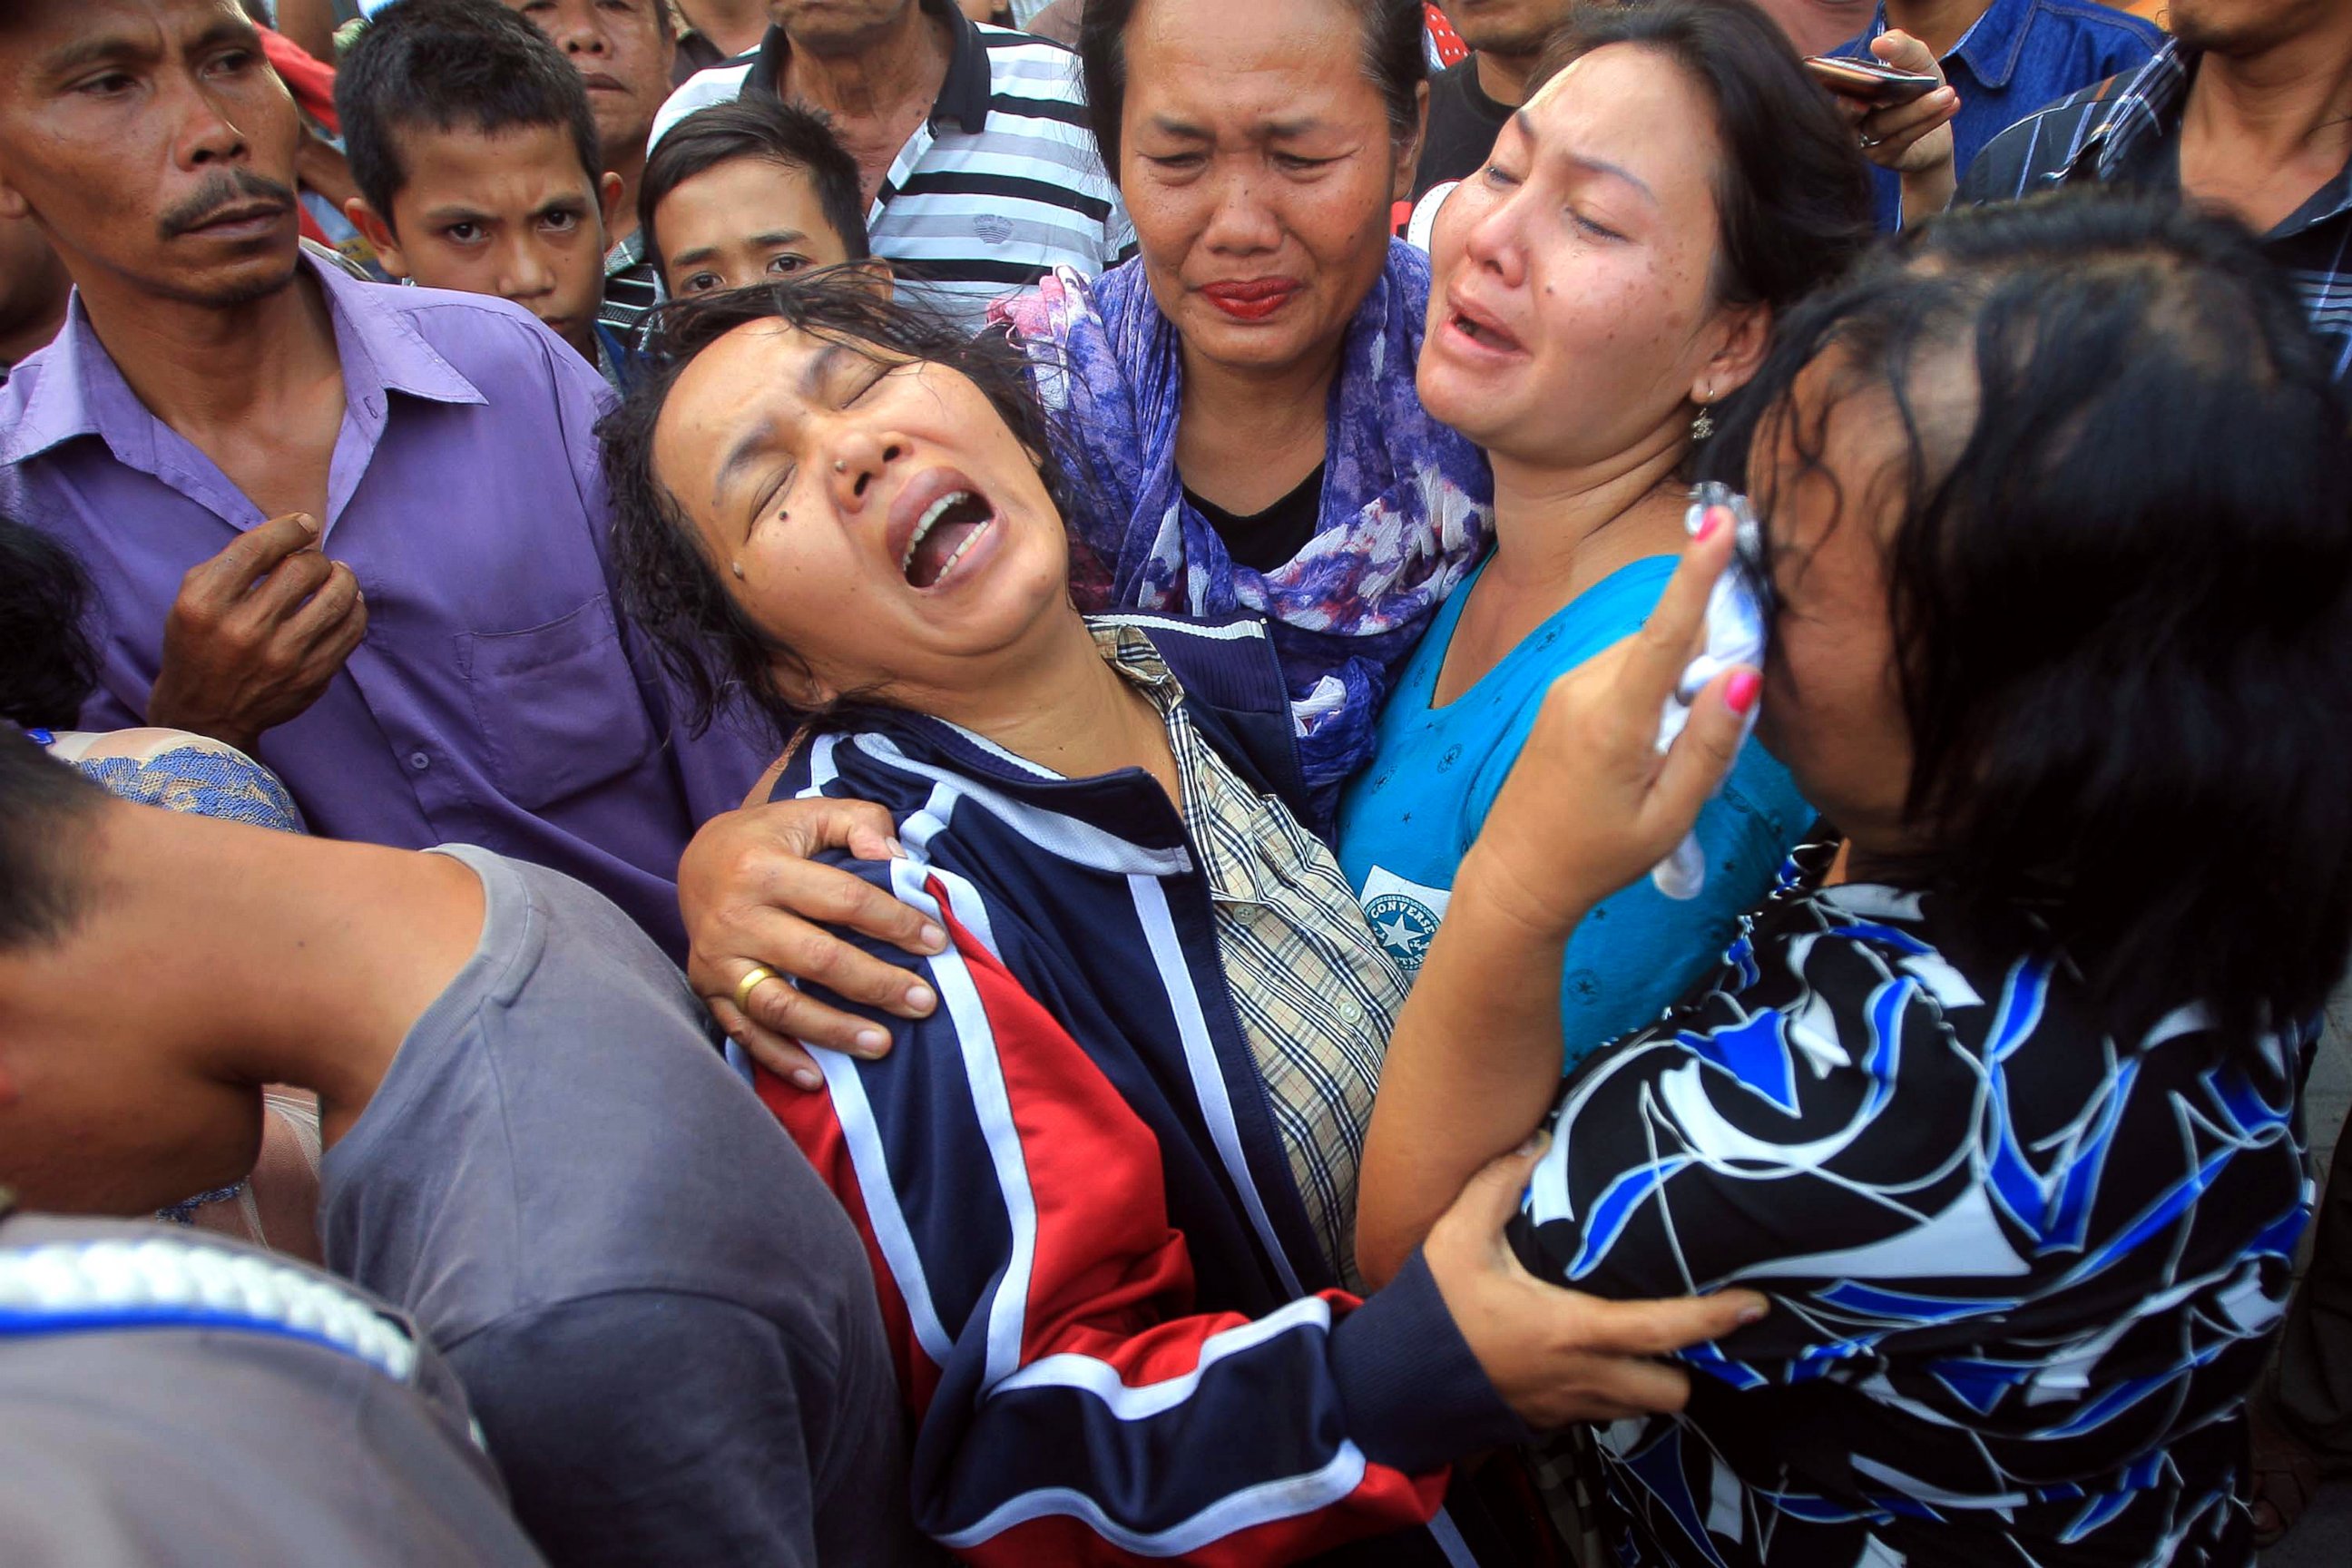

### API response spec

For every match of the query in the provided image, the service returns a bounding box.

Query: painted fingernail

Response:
[791,1067,824,1092]
[1694,506,1725,543]
[903,983,936,1013]
[1724,670,1761,715]
[853,1026,889,1054]
[917,923,946,952]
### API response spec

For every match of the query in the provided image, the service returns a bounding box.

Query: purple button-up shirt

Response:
[0,256,769,956]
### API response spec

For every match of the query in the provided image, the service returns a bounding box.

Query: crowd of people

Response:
[0,0,2348,1565]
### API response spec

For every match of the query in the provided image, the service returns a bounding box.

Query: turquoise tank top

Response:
[1336,556,1810,1066]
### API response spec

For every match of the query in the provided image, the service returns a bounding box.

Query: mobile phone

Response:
[1804,54,1940,104]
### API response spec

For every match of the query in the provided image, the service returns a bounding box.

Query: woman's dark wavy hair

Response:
[1701,190,2352,1054]
[1078,0,1426,174]
[0,514,99,731]
[599,272,1083,746]
[1528,0,1875,316]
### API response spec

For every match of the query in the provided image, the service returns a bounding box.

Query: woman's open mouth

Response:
[1451,312,1513,348]
[899,489,997,589]
[1439,286,1525,358]
[1446,309,1523,355]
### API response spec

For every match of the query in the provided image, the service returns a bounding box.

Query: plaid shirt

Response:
[1100,627,1402,1290]
[1959,43,2352,387]
[600,230,658,333]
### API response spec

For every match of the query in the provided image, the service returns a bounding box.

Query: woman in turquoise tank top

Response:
[1337,1,1886,1065]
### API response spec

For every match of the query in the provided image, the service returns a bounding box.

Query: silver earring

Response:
[1691,405,1715,442]
[730,561,745,580]
[833,460,848,474]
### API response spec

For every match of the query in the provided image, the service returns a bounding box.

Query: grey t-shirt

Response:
[0,1213,546,1568]
[321,847,924,1568]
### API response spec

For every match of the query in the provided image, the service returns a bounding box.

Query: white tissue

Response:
[1651,484,1767,900]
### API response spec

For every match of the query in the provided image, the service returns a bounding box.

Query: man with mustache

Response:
[0,0,769,957]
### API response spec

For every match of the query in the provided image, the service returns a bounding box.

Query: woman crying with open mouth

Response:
[598,270,1769,1566]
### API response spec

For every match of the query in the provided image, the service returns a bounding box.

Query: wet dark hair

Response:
[1702,191,2352,1054]
[335,0,604,230]
[599,273,1082,745]
[0,513,103,950]
[0,729,103,953]
[0,514,98,732]
[638,98,872,285]
[1529,0,1874,314]
[1078,0,1426,173]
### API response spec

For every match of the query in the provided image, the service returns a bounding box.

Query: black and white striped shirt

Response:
[1960,43,2352,389]
[650,1,1134,331]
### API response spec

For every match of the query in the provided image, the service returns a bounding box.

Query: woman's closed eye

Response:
[751,464,798,534]
[744,366,887,527]
[836,359,895,408]
[1136,149,1209,175]
[1567,207,1626,242]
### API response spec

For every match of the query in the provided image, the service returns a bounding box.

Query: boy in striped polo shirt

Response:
[652,0,1134,330]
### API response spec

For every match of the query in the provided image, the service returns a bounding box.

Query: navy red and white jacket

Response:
[754,614,1525,1566]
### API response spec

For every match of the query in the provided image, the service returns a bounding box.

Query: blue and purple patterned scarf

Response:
[994,241,1493,829]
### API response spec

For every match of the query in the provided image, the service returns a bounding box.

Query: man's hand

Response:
[1423,1133,1768,1429]
[146,512,367,753]
[294,123,363,215]
[681,798,949,1091]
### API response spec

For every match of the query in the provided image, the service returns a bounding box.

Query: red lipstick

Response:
[1200,278,1302,322]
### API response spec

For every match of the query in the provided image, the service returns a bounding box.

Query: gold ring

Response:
[733,965,780,1016]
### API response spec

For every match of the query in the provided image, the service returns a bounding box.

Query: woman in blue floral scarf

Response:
[997,0,1492,828]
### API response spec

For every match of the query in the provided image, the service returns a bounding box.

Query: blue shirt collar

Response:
[1862,0,2042,92]
[1950,0,2042,91]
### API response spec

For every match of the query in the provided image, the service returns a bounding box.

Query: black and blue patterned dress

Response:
[1513,843,2310,1567]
